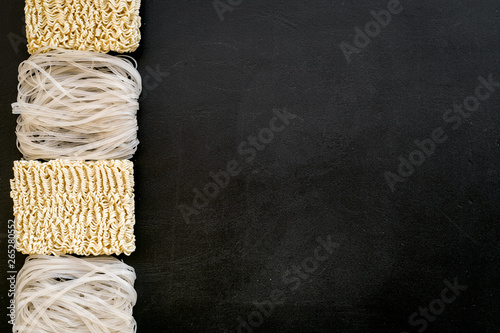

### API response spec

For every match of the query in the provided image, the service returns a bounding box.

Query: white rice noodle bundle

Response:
[13,48,142,160]
[14,255,137,333]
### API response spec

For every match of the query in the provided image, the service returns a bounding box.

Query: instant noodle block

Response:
[10,159,136,256]
[25,0,141,53]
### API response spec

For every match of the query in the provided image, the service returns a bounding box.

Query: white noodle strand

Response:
[13,48,142,161]
[14,255,137,333]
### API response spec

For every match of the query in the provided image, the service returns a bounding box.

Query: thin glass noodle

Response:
[14,255,137,333]
[13,47,142,161]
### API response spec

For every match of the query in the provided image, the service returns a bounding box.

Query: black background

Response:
[1,1,500,332]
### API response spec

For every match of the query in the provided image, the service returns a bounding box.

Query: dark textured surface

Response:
[1,1,500,332]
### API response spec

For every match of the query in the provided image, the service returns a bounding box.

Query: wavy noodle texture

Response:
[14,255,137,333]
[12,48,142,161]
[25,0,141,53]
[11,160,136,256]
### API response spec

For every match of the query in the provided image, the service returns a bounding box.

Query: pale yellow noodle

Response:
[25,0,141,54]
[11,160,136,256]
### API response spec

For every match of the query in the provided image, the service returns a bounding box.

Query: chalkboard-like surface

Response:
[1,1,499,332]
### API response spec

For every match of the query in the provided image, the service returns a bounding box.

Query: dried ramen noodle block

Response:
[14,255,137,333]
[25,0,141,54]
[11,160,136,256]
